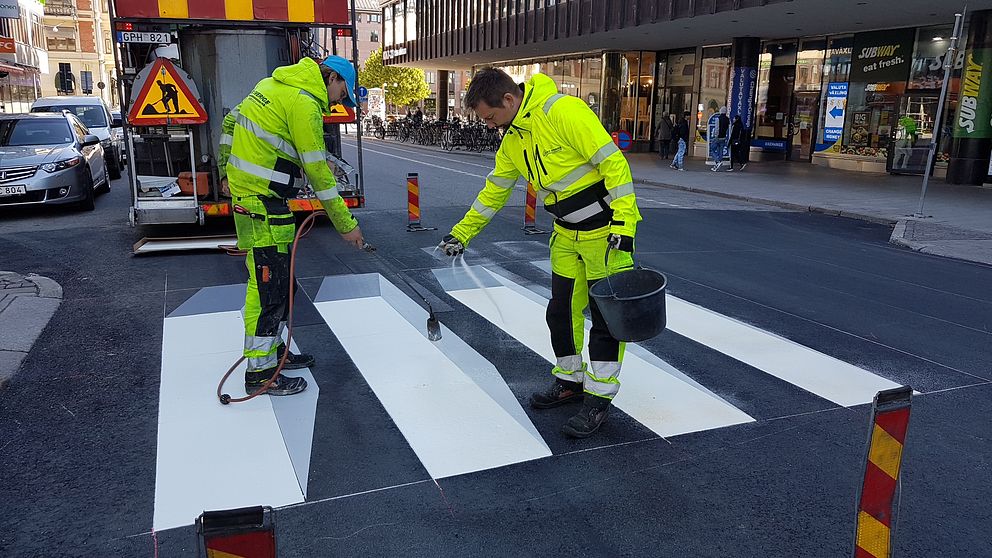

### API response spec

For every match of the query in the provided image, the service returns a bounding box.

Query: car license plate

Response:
[0,185,26,197]
[117,31,172,44]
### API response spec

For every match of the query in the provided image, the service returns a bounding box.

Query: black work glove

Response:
[438,234,465,256]
[607,233,634,253]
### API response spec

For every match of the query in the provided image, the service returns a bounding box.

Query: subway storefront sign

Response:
[954,48,992,139]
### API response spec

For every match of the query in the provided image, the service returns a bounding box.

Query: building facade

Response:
[0,0,47,113]
[41,0,117,107]
[322,0,380,67]
[381,0,992,183]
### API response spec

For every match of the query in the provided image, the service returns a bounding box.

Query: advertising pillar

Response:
[948,9,992,185]
[438,70,450,121]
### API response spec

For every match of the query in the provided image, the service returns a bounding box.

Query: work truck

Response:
[110,0,365,226]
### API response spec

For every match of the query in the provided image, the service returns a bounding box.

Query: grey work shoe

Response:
[530,378,584,409]
[245,369,308,396]
[562,395,611,438]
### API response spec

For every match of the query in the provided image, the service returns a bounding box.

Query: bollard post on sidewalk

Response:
[406,172,437,232]
[522,181,547,235]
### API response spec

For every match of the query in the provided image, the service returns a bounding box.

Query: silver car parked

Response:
[0,112,109,211]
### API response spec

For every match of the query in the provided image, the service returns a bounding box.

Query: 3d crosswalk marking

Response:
[312,273,551,479]
[530,260,901,407]
[433,266,755,438]
[156,305,316,532]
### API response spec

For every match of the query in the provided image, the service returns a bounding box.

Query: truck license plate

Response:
[117,31,172,44]
[0,185,26,196]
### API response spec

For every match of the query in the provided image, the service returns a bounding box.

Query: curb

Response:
[0,272,63,392]
[634,178,900,226]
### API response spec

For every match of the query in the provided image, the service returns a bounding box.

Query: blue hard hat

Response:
[321,55,358,108]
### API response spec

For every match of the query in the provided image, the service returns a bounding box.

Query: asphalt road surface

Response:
[1,138,990,557]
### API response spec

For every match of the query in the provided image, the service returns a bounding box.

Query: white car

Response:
[30,96,123,180]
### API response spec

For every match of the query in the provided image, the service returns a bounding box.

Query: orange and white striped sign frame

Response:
[113,0,347,24]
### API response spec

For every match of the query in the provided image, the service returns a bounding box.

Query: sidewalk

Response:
[0,272,62,390]
[628,153,992,266]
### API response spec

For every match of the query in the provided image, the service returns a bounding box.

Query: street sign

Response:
[323,103,356,124]
[127,58,207,126]
[611,130,632,151]
[358,86,368,101]
[824,82,848,143]
[117,31,172,44]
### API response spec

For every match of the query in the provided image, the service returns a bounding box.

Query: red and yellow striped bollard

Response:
[522,181,546,235]
[406,172,436,232]
[853,386,912,558]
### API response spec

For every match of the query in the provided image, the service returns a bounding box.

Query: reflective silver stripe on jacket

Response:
[607,182,636,201]
[590,142,620,165]
[314,187,340,201]
[486,171,518,189]
[220,134,233,147]
[301,150,326,164]
[542,163,595,192]
[472,199,498,219]
[236,113,300,161]
[543,93,566,114]
[229,155,292,185]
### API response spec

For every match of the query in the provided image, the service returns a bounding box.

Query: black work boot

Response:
[562,395,611,438]
[530,378,584,409]
[245,368,308,396]
[276,343,315,370]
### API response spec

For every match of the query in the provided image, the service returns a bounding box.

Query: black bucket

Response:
[589,267,668,342]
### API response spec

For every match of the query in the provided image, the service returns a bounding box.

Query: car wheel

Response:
[77,170,95,211]
[107,149,122,179]
[97,163,111,194]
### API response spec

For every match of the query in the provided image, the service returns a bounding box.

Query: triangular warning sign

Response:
[128,58,208,126]
[323,103,355,124]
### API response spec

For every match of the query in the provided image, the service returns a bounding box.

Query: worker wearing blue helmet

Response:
[218,55,363,397]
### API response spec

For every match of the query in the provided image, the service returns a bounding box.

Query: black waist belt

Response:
[544,180,612,231]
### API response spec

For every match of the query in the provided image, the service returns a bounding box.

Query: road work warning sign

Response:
[128,57,207,126]
[323,103,356,124]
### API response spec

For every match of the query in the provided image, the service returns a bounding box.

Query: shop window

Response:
[697,46,731,140]
[579,57,602,116]
[842,28,916,159]
[755,41,798,141]
[371,31,379,43]
[619,52,639,137]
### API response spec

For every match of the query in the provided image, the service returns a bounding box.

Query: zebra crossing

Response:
[153,261,906,530]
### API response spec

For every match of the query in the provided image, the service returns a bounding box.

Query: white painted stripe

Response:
[155,311,315,531]
[313,275,551,479]
[530,258,901,406]
[438,267,754,437]
[664,297,901,406]
[355,145,488,179]
[341,137,496,169]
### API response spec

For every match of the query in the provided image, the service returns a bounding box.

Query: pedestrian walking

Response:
[728,115,748,171]
[672,111,690,171]
[656,113,673,160]
[438,67,642,438]
[711,106,730,172]
[217,56,365,396]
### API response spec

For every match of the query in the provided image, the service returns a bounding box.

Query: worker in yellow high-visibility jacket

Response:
[439,67,641,438]
[218,56,365,396]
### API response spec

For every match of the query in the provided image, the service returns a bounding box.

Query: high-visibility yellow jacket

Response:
[451,73,640,245]
[218,58,356,233]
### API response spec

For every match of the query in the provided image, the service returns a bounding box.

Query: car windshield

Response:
[32,104,108,128]
[0,119,74,147]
